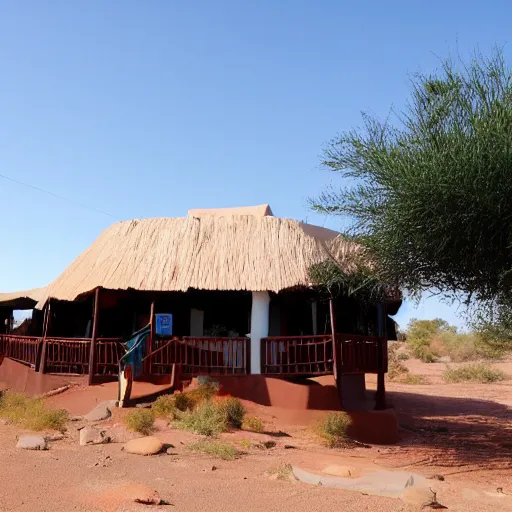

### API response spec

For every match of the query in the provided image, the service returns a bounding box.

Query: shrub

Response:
[387,344,409,380]
[174,392,194,412]
[218,397,246,428]
[177,401,227,436]
[0,391,68,433]
[125,409,155,435]
[151,395,176,418]
[188,439,240,460]
[242,416,264,433]
[443,363,506,384]
[267,463,293,481]
[397,353,410,361]
[186,382,220,406]
[316,412,351,448]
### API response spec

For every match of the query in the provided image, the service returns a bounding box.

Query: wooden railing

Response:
[95,338,126,376]
[0,335,42,367]
[261,335,333,375]
[336,334,387,374]
[43,337,124,376]
[146,337,250,376]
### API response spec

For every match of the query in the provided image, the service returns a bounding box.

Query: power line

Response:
[0,173,119,220]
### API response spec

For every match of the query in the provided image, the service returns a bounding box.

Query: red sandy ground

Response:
[0,359,511,511]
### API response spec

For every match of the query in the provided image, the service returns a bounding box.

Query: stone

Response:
[322,465,357,478]
[45,433,65,442]
[166,447,178,455]
[84,402,113,422]
[256,440,276,449]
[70,415,83,422]
[123,436,163,456]
[16,435,48,450]
[135,402,152,408]
[79,426,110,446]
[105,426,142,444]
[401,485,437,507]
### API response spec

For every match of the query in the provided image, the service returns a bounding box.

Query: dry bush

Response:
[217,397,246,428]
[316,412,351,448]
[188,439,241,460]
[0,391,68,433]
[125,409,155,435]
[177,401,227,436]
[242,416,264,433]
[443,363,506,383]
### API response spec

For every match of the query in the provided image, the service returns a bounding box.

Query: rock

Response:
[322,465,357,478]
[106,426,142,444]
[70,415,83,422]
[135,402,152,408]
[284,445,297,449]
[45,433,65,442]
[123,436,163,456]
[166,447,178,455]
[401,485,438,507]
[84,400,118,422]
[134,491,169,506]
[80,426,110,446]
[16,435,48,450]
[428,474,445,481]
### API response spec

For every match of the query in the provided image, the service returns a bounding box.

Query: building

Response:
[0,205,400,410]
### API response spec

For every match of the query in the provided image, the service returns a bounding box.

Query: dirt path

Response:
[1,359,511,511]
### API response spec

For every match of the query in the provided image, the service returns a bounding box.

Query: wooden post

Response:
[88,288,100,386]
[38,300,51,373]
[148,301,155,374]
[375,303,387,410]
[329,298,343,409]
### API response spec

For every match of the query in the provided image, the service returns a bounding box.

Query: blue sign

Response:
[155,313,173,336]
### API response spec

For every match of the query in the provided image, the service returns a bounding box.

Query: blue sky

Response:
[1,1,510,329]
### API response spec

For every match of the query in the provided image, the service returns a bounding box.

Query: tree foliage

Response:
[312,49,512,337]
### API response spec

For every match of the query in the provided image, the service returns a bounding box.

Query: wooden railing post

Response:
[88,288,100,385]
[148,301,155,374]
[375,303,387,410]
[38,300,51,374]
[329,298,344,408]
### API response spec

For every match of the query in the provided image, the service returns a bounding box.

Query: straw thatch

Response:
[0,287,46,309]
[28,211,359,308]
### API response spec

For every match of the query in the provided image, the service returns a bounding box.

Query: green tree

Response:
[312,49,512,341]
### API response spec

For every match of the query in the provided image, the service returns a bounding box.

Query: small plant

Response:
[174,392,194,412]
[267,463,294,481]
[218,397,246,428]
[0,391,68,433]
[151,395,176,418]
[316,412,351,448]
[397,353,410,361]
[443,363,506,384]
[125,409,155,435]
[238,438,253,450]
[188,440,240,460]
[242,416,264,433]
[186,381,220,405]
[177,401,227,436]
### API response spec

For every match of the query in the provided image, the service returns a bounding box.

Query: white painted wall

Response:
[249,291,270,374]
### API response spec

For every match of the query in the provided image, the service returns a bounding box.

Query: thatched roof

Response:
[0,287,46,309]
[1,206,363,309]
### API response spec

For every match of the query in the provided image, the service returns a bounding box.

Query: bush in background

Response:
[443,363,506,384]
[188,439,241,460]
[177,400,227,436]
[242,416,264,433]
[218,397,246,428]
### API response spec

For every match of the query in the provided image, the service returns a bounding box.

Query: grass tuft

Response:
[188,439,241,460]
[0,391,68,433]
[177,401,227,436]
[217,397,246,428]
[443,363,506,383]
[125,409,155,435]
[151,395,177,419]
[242,416,265,433]
[316,412,351,448]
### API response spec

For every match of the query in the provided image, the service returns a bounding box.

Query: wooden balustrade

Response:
[146,337,250,376]
[0,335,42,367]
[261,335,333,375]
[95,338,125,376]
[336,334,387,374]
[44,338,91,375]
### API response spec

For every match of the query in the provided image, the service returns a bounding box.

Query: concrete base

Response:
[0,357,86,395]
